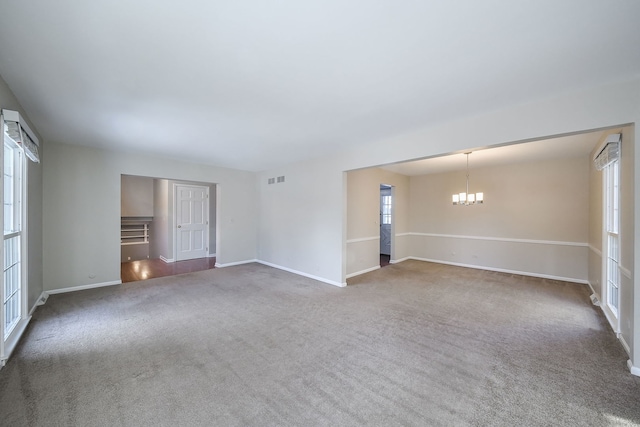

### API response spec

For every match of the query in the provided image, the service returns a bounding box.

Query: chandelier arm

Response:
[452,152,482,206]
[466,154,470,203]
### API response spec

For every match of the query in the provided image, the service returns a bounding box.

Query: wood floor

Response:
[121,257,216,283]
[124,255,388,282]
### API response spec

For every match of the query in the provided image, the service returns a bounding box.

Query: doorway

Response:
[380,184,393,267]
[120,175,217,283]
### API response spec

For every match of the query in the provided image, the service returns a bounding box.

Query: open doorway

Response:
[380,184,393,267]
[120,175,217,283]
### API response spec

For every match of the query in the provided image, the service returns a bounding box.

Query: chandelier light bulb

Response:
[452,153,484,206]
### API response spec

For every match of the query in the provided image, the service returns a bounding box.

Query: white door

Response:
[380,186,392,256]
[176,184,208,261]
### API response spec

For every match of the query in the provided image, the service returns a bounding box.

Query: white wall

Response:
[43,143,257,291]
[121,175,154,217]
[257,160,345,286]
[409,156,589,282]
[346,168,410,277]
[209,183,217,255]
[151,178,169,260]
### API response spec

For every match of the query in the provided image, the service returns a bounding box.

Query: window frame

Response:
[603,158,620,329]
[1,125,29,364]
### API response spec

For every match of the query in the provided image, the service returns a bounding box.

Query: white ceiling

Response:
[0,1,639,172]
[381,130,606,176]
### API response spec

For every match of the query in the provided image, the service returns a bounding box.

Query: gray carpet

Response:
[1,260,639,426]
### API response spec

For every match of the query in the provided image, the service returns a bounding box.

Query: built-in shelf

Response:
[121,224,150,245]
[121,217,153,262]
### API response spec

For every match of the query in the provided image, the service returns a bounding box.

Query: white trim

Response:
[0,316,31,367]
[619,334,631,356]
[346,265,380,279]
[396,257,588,284]
[207,253,216,258]
[346,236,379,244]
[593,133,621,161]
[46,280,121,295]
[586,281,596,295]
[586,282,601,307]
[395,232,412,237]
[620,265,632,280]
[1,109,39,146]
[29,292,48,315]
[629,360,640,377]
[159,255,175,263]
[588,244,603,257]
[601,304,620,334]
[257,260,346,288]
[389,256,411,264]
[215,259,258,268]
[4,230,20,240]
[409,232,587,247]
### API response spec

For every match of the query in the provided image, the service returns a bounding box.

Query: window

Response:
[381,195,392,225]
[593,133,621,329]
[3,135,23,339]
[1,109,37,366]
[605,159,620,317]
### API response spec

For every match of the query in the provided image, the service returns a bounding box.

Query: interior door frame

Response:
[173,183,210,262]
[379,184,395,261]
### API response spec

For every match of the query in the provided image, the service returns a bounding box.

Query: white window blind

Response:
[1,110,39,163]
[594,133,620,171]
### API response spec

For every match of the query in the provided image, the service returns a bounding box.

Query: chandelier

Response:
[452,152,483,205]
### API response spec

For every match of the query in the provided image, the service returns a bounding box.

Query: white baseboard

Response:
[257,260,346,288]
[400,257,588,284]
[215,259,258,268]
[586,281,597,296]
[389,256,411,264]
[207,253,216,258]
[619,335,631,356]
[160,256,175,263]
[586,282,601,306]
[46,280,122,295]
[346,265,380,279]
[29,292,48,315]
[628,360,640,377]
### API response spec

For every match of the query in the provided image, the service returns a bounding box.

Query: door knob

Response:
[178,225,182,228]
